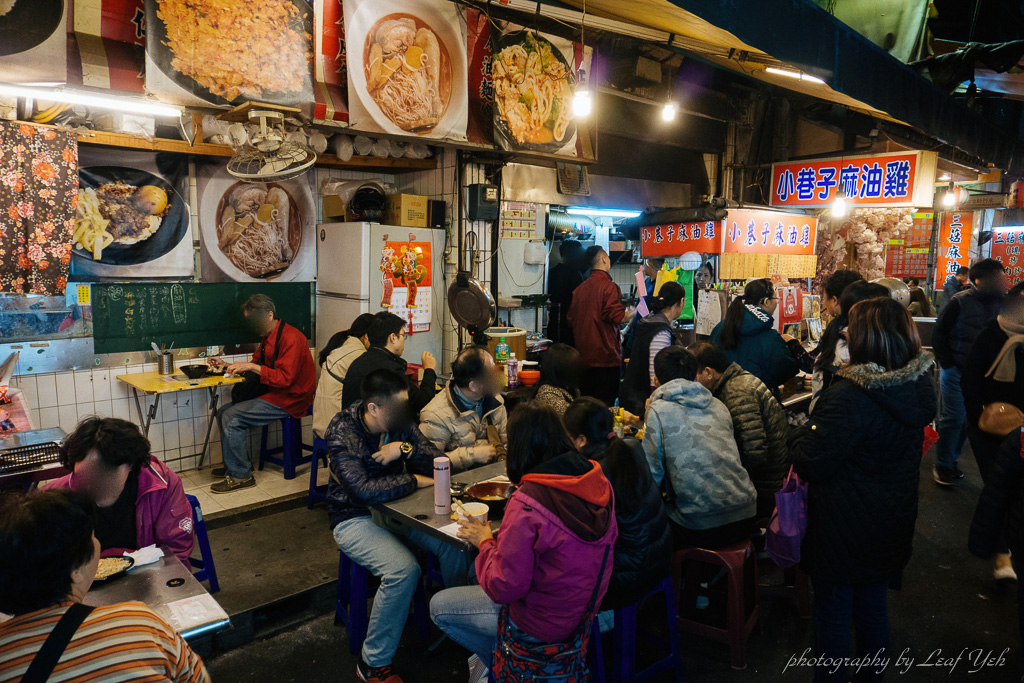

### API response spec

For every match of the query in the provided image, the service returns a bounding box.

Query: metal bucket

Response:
[158,352,174,376]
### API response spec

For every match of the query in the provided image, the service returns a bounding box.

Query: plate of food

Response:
[0,0,64,57]
[347,0,467,137]
[492,31,577,153]
[74,166,188,266]
[199,179,314,281]
[93,556,135,583]
[146,0,313,106]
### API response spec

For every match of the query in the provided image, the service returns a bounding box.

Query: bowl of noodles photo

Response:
[347,0,467,138]
[492,31,577,154]
[199,178,314,282]
[73,166,188,266]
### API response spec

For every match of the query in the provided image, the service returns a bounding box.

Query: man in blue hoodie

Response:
[642,346,758,549]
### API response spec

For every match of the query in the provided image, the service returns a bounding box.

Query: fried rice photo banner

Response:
[343,0,468,141]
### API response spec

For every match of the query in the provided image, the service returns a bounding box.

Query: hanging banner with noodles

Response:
[490,23,591,157]
[343,0,468,141]
[380,240,432,332]
[0,0,67,84]
[313,0,349,123]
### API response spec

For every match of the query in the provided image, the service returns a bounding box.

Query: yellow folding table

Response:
[116,371,243,467]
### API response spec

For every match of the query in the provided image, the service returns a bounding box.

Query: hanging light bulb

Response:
[662,102,677,122]
[832,189,848,217]
[942,181,957,207]
[573,68,592,118]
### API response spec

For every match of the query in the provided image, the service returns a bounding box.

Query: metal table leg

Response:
[196,386,222,468]
[132,388,159,438]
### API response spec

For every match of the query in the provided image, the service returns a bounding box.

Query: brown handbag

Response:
[979,402,1024,437]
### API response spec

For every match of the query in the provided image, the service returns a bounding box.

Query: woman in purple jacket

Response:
[429,401,618,676]
[43,417,194,569]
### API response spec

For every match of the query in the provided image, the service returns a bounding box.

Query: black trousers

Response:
[580,365,621,407]
[967,423,1009,554]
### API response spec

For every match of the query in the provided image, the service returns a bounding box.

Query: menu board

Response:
[935,211,973,282]
[718,253,818,280]
[884,212,931,279]
[991,225,1024,286]
[500,202,538,240]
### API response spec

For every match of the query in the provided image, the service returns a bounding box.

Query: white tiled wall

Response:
[8,352,314,476]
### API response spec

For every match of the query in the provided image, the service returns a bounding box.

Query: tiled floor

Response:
[181,460,330,519]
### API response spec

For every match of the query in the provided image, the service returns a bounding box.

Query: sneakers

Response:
[210,475,256,494]
[211,464,227,478]
[933,466,959,486]
[995,553,1018,582]
[468,655,489,683]
[356,661,403,683]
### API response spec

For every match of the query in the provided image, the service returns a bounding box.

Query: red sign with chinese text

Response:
[884,212,932,279]
[722,209,817,255]
[313,0,349,123]
[935,212,972,283]
[770,151,935,209]
[991,226,1024,286]
[640,222,721,257]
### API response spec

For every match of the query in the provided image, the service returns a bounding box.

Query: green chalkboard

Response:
[91,282,313,354]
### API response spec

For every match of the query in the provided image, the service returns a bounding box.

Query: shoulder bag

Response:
[765,465,808,568]
[21,603,96,683]
[231,322,285,404]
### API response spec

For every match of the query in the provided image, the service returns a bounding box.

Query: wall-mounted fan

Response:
[227,110,316,182]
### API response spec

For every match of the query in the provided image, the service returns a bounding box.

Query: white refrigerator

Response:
[316,222,444,364]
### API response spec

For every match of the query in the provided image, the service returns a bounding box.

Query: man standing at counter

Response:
[568,246,635,405]
[208,294,316,493]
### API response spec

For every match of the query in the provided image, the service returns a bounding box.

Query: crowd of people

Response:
[3,256,1024,682]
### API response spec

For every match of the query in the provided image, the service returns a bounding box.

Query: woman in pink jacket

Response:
[43,417,195,569]
[429,401,618,678]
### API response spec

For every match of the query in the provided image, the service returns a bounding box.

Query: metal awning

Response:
[540,0,1024,171]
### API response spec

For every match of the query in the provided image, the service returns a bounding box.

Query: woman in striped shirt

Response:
[0,489,209,683]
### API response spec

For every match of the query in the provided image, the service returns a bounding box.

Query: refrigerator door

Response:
[369,225,445,364]
[316,222,371,297]
[315,294,369,354]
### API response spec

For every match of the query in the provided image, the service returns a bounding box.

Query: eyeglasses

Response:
[398,331,409,340]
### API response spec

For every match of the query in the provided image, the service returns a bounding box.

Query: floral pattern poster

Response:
[0,121,78,296]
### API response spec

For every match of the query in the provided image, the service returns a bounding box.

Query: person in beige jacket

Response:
[419,346,507,471]
[312,313,374,438]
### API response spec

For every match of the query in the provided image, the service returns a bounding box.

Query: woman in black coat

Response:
[564,397,672,611]
[789,298,937,683]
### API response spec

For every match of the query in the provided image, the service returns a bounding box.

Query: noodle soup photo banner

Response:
[343,0,468,141]
[490,24,588,157]
[196,160,316,283]
[69,147,194,282]
[144,0,315,108]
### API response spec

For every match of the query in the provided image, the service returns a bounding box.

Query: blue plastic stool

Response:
[334,551,431,656]
[308,436,329,509]
[258,411,313,480]
[590,576,683,683]
[185,494,220,594]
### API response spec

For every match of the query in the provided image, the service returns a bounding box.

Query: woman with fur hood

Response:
[789,297,937,683]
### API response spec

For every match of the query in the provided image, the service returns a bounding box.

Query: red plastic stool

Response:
[672,540,760,670]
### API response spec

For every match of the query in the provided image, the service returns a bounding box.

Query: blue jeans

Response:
[334,514,472,668]
[934,366,967,470]
[430,585,501,668]
[216,397,290,479]
[812,579,890,683]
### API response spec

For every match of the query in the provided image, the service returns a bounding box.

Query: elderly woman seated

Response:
[0,489,209,682]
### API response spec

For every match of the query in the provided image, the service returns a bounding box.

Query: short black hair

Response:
[535,343,582,395]
[242,293,276,316]
[688,340,730,374]
[0,489,97,615]
[361,369,408,407]
[907,278,919,287]
[367,312,406,347]
[559,239,583,260]
[451,346,490,389]
[585,245,606,269]
[824,270,864,300]
[60,417,151,472]
[1011,282,1024,297]
[969,258,1005,283]
[956,266,970,276]
[653,346,698,384]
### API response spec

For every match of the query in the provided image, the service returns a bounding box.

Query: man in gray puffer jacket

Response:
[643,346,758,549]
[690,341,790,519]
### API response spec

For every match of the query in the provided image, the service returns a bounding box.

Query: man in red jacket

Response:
[567,246,635,405]
[208,294,316,493]
[43,417,195,569]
